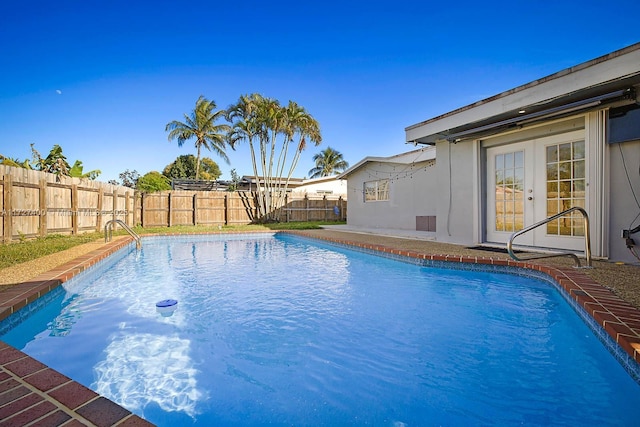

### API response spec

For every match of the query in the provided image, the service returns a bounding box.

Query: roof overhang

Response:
[241,175,305,186]
[406,43,640,144]
[338,147,436,179]
[300,175,344,185]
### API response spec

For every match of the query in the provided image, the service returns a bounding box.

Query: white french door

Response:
[486,130,587,251]
[486,141,533,245]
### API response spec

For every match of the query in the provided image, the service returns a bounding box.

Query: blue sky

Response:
[0,1,637,183]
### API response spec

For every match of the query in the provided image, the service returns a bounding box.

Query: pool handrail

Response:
[104,219,141,249]
[507,206,592,268]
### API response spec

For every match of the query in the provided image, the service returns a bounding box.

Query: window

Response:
[545,140,585,236]
[364,179,389,202]
[494,151,524,232]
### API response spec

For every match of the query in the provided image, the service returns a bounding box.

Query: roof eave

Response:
[406,42,640,144]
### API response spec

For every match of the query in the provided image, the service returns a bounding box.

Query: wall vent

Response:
[416,216,436,232]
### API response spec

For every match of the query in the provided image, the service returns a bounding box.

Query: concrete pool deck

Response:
[0,228,639,425]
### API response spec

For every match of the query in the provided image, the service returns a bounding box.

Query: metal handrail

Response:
[507,207,592,268]
[104,219,141,249]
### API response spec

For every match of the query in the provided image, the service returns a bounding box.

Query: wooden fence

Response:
[1,165,347,241]
[1,166,134,242]
[138,191,347,227]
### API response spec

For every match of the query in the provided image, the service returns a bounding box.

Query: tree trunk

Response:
[195,143,201,180]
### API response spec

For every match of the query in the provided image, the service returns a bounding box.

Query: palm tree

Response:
[226,94,321,221]
[308,147,349,178]
[165,96,231,180]
[272,100,321,216]
[226,93,267,218]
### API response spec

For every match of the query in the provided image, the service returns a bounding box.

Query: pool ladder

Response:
[507,207,592,268]
[104,219,142,249]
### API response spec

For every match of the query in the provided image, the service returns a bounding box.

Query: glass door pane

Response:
[494,150,525,233]
[545,140,585,236]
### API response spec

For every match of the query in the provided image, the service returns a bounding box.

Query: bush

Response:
[136,171,171,193]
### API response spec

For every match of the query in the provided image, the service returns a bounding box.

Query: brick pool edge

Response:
[1,230,639,425]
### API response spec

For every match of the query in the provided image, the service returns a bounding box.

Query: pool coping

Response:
[0,230,639,425]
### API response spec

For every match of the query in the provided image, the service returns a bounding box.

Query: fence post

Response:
[305,194,309,222]
[112,188,118,225]
[285,193,289,223]
[323,195,328,221]
[39,179,47,237]
[344,197,347,221]
[96,188,104,232]
[225,193,230,226]
[141,193,146,228]
[125,191,131,226]
[71,184,78,235]
[254,192,259,222]
[193,193,198,226]
[167,192,172,227]
[3,175,12,242]
[133,191,139,226]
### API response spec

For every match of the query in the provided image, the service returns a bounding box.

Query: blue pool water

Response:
[2,234,639,426]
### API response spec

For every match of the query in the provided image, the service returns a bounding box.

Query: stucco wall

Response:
[346,160,437,232]
[609,139,640,263]
[434,141,478,245]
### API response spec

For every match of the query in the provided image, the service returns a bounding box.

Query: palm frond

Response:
[165,96,231,179]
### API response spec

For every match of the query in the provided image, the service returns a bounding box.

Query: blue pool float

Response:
[156,299,178,317]
[156,299,178,308]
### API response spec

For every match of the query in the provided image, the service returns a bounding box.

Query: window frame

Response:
[363,179,389,202]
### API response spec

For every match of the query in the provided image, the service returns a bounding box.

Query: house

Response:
[338,147,436,233]
[170,176,346,197]
[289,175,347,197]
[346,42,640,263]
[171,179,224,191]
[239,175,346,197]
[238,175,305,192]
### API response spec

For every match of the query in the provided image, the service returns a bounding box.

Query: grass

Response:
[0,221,345,269]
[0,233,103,269]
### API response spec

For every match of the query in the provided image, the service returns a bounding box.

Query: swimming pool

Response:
[1,233,639,425]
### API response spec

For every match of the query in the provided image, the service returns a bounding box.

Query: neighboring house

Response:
[290,175,347,197]
[342,42,640,263]
[338,147,436,233]
[240,175,346,197]
[399,42,640,263]
[171,175,346,197]
[239,175,305,192]
[171,179,225,191]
